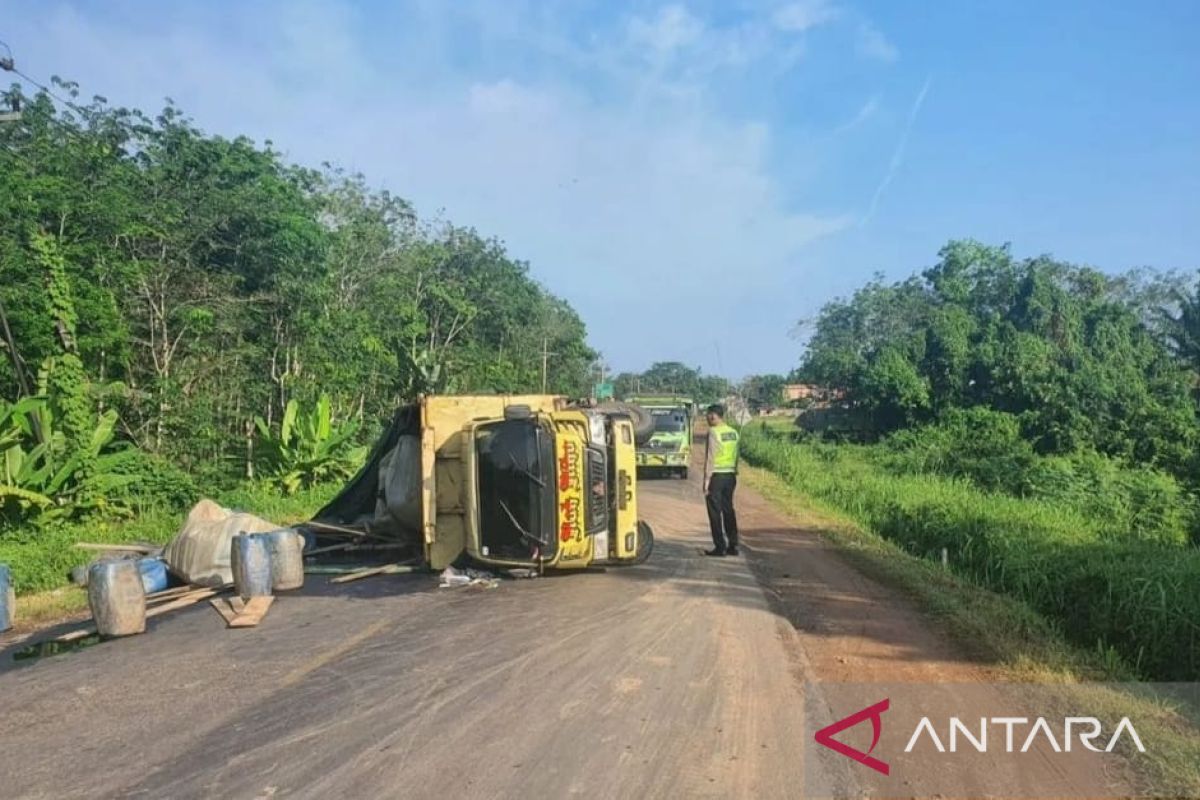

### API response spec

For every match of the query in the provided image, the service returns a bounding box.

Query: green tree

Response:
[0,80,600,498]
[797,239,1197,478]
[741,373,788,411]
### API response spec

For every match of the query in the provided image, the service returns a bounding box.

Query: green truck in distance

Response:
[627,395,695,479]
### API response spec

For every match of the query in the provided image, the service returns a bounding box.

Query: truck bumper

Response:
[636,452,689,467]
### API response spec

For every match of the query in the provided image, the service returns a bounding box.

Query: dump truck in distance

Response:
[627,395,695,479]
[312,395,655,571]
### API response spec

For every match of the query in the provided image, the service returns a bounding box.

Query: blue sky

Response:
[2,0,1198,378]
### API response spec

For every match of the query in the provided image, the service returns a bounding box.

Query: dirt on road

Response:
[0,452,1126,799]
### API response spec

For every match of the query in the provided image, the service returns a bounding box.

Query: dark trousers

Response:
[706,473,738,551]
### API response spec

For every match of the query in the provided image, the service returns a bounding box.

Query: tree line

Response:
[611,362,731,405]
[0,81,595,513]
[797,239,1200,484]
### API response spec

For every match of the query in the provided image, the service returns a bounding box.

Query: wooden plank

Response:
[305,563,380,575]
[73,543,157,553]
[54,626,97,643]
[146,584,211,603]
[146,585,218,604]
[302,542,354,557]
[44,588,219,643]
[230,596,246,614]
[145,588,218,618]
[329,565,389,584]
[328,562,424,583]
[209,598,238,625]
[228,596,274,628]
[379,564,423,576]
[329,562,401,584]
[303,521,386,539]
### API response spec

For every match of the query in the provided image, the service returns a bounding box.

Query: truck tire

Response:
[595,402,655,444]
[634,520,654,564]
[679,467,688,480]
[504,404,532,421]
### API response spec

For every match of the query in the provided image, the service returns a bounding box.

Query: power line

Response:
[0,37,110,166]
[11,67,89,117]
[0,37,91,117]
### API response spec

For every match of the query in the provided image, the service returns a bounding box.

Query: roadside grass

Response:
[6,585,91,633]
[740,425,1200,682]
[0,483,339,629]
[741,460,1200,795]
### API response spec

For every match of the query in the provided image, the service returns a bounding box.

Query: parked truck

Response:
[310,395,655,571]
[627,395,695,479]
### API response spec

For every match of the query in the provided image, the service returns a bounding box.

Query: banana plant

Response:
[254,395,367,494]
[0,397,138,520]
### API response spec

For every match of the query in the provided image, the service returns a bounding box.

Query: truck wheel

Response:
[504,404,532,421]
[679,467,688,480]
[595,402,655,443]
[634,520,654,564]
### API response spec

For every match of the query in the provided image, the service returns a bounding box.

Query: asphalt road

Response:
[0,476,811,799]
[0,459,1128,799]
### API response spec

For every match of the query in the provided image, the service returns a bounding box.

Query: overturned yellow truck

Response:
[310,395,656,571]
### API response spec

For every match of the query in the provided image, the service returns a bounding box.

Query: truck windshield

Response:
[475,419,556,559]
[652,410,687,433]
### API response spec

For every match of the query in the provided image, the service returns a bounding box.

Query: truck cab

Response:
[628,395,695,479]
[461,403,644,569]
[314,395,651,572]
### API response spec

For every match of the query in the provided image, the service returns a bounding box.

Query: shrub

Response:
[105,450,199,512]
[884,408,1035,493]
[1021,452,1192,546]
[881,409,1193,546]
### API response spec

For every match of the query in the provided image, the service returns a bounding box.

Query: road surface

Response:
[0,461,1116,799]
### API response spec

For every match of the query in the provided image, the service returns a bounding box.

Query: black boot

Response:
[703,548,727,557]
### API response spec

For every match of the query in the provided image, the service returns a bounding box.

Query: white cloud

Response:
[627,4,705,55]
[856,21,899,62]
[772,0,841,33]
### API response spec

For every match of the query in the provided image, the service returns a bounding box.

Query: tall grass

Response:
[741,424,1200,681]
[880,408,1195,545]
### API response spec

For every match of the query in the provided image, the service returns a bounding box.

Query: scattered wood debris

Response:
[73,543,158,554]
[329,563,421,584]
[210,595,274,628]
[146,588,219,619]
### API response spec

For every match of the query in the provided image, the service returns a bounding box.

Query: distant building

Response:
[783,383,818,401]
[782,384,844,403]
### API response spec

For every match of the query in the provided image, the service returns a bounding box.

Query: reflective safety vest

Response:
[711,424,740,473]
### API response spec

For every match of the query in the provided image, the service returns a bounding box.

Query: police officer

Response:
[702,404,740,557]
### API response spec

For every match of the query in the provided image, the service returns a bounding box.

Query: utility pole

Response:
[0,49,22,124]
[541,337,550,393]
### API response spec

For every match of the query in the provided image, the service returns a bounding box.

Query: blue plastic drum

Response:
[137,557,169,595]
[0,563,13,633]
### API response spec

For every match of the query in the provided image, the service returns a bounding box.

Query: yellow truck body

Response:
[417,395,646,570]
